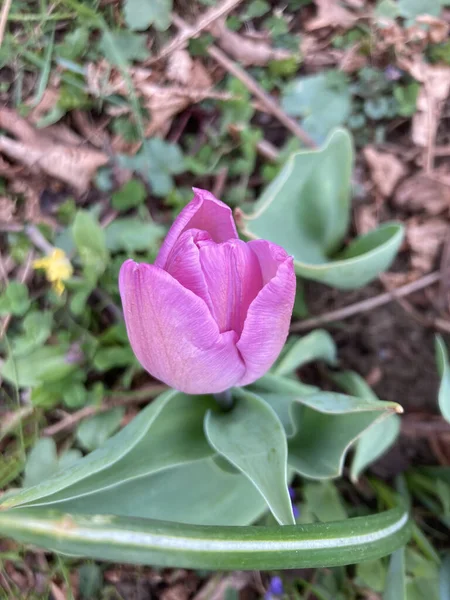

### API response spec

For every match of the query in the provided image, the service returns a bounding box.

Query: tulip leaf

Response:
[1,390,215,510]
[251,374,401,479]
[204,389,295,525]
[332,371,401,481]
[273,329,337,376]
[435,335,450,423]
[439,553,450,600]
[239,129,404,289]
[46,458,267,526]
[0,502,411,570]
[384,547,406,600]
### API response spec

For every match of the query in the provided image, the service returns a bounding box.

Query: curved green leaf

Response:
[1,391,214,509]
[204,389,294,525]
[273,329,337,376]
[0,502,411,570]
[440,552,450,600]
[435,335,450,423]
[238,129,404,289]
[332,371,401,481]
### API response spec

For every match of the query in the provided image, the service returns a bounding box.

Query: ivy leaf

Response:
[99,30,150,65]
[124,0,172,32]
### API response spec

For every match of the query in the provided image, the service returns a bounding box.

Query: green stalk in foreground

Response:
[0,505,410,570]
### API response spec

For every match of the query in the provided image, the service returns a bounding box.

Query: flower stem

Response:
[213,389,234,412]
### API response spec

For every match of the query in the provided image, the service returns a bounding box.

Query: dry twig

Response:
[43,384,167,436]
[0,0,12,48]
[290,271,441,332]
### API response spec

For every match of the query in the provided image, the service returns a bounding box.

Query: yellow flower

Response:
[33,248,73,296]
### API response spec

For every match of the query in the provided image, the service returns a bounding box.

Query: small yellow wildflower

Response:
[33,248,73,296]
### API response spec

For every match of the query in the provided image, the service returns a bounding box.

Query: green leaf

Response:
[303,481,347,522]
[93,346,135,371]
[356,558,387,592]
[273,329,337,376]
[440,553,450,600]
[282,72,352,139]
[332,371,401,481]
[1,391,214,511]
[239,129,404,289]
[435,335,450,423]
[105,218,165,253]
[99,30,150,64]
[384,548,406,600]
[73,210,109,284]
[111,179,146,211]
[1,345,78,388]
[118,139,185,197]
[23,439,59,489]
[0,282,30,316]
[124,0,172,31]
[76,408,125,451]
[375,0,400,20]
[0,502,411,570]
[394,82,419,117]
[78,564,103,600]
[12,311,53,356]
[398,0,441,21]
[204,389,294,525]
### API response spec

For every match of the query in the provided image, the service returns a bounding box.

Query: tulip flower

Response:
[119,188,295,394]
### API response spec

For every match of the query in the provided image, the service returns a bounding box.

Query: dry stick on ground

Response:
[172,14,316,149]
[290,271,441,332]
[154,0,245,62]
[0,0,12,48]
[42,384,167,437]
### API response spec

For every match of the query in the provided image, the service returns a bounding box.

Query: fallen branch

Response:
[290,271,441,332]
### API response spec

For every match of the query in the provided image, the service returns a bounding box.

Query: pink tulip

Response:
[119,188,296,394]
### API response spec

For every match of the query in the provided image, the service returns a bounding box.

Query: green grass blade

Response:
[0,504,411,570]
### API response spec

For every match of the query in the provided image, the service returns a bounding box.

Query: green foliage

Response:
[76,408,125,451]
[73,210,109,285]
[398,0,441,21]
[282,71,352,139]
[99,30,150,64]
[0,282,30,316]
[239,129,404,289]
[384,548,406,600]
[273,329,337,376]
[111,179,147,211]
[124,0,172,31]
[435,335,450,423]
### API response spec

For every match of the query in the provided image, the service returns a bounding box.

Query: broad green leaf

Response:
[1,345,78,388]
[204,390,294,525]
[239,129,404,289]
[76,408,125,451]
[1,391,215,510]
[78,564,103,600]
[12,311,53,356]
[0,282,30,316]
[303,481,347,522]
[124,0,172,31]
[282,71,352,139]
[99,30,150,64]
[440,553,450,600]
[105,218,165,253]
[73,211,109,284]
[384,548,406,600]
[398,0,441,22]
[356,558,387,592]
[435,335,450,423]
[49,458,267,526]
[273,329,337,376]
[332,371,401,481]
[111,179,146,211]
[23,439,59,489]
[0,502,411,570]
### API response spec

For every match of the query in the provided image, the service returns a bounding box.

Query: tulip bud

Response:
[119,189,295,394]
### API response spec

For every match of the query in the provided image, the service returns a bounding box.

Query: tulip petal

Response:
[198,239,262,335]
[119,260,245,394]
[155,189,238,269]
[164,229,213,311]
[237,241,296,386]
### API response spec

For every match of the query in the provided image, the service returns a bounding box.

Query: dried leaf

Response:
[364,147,407,197]
[356,204,379,235]
[210,19,294,66]
[407,217,449,273]
[394,173,450,215]
[306,0,358,31]
[0,197,15,223]
[415,15,449,44]
[0,108,108,194]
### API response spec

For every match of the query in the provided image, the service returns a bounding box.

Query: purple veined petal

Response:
[119,260,245,394]
[155,188,238,269]
[197,238,263,335]
[237,241,296,386]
